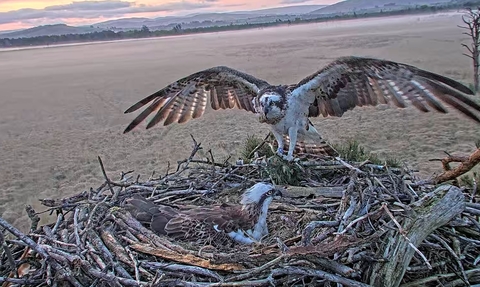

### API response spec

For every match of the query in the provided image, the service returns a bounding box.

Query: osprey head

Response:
[240,182,282,208]
[254,86,286,123]
[240,182,283,241]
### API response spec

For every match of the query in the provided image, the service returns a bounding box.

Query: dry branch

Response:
[369,185,466,287]
[130,243,245,271]
[459,7,480,92]
[1,136,479,286]
[429,148,480,184]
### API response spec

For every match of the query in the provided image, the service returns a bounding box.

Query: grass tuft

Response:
[333,139,400,167]
[240,134,275,161]
[263,156,304,185]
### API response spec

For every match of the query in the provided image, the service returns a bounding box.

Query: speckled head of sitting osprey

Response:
[240,182,283,240]
[241,183,281,204]
[253,86,287,123]
[240,183,282,216]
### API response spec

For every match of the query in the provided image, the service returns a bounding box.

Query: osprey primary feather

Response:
[123,56,480,161]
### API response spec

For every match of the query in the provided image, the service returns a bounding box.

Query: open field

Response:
[1,12,480,231]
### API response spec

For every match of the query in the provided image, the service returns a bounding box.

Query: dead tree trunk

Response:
[369,185,465,287]
[459,8,480,93]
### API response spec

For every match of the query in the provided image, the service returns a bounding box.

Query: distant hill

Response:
[1,1,468,40]
[0,4,328,39]
[1,4,327,38]
[92,13,255,30]
[230,5,327,15]
[166,13,257,23]
[2,0,478,48]
[1,24,103,39]
[310,0,457,15]
[0,29,22,36]
[93,5,327,30]
[93,17,153,28]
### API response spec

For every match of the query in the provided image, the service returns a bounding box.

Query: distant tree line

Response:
[1,1,480,49]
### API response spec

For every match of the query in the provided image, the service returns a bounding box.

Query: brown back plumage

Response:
[125,195,260,246]
[291,56,480,122]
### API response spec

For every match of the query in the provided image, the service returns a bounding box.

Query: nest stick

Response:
[0,217,49,259]
[369,185,466,287]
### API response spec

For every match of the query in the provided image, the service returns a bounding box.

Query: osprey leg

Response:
[227,230,256,245]
[271,129,285,156]
[284,127,298,161]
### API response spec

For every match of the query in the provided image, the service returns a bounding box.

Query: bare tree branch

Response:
[459,7,480,93]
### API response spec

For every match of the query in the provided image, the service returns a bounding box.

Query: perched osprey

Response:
[123,56,480,161]
[124,183,282,246]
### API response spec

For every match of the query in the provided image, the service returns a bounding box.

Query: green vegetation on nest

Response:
[240,134,400,167]
[264,156,305,185]
[239,135,401,185]
[240,134,274,161]
[333,139,401,168]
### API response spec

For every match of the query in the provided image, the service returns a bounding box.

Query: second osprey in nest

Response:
[123,56,480,161]
[125,183,282,246]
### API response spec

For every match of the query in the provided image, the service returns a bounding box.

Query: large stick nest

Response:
[1,136,480,287]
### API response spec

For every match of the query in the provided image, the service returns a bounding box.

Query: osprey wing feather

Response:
[124,182,281,246]
[123,66,270,133]
[291,56,480,122]
[125,195,248,244]
[160,206,248,242]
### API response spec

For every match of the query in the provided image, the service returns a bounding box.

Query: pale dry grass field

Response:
[1,12,480,231]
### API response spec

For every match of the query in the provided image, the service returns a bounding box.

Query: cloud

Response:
[45,1,131,11]
[0,1,214,25]
[280,0,313,4]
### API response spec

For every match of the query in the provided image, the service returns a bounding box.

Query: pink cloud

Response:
[0,0,339,31]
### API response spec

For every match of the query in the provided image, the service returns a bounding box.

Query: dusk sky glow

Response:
[0,0,341,31]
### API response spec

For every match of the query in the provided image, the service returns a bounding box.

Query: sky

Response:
[0,0,340,31]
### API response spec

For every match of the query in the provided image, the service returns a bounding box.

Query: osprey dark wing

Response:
[123,66,271,133]
[290,56,480,122]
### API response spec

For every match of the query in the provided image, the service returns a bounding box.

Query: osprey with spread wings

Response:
[123,56,480,161]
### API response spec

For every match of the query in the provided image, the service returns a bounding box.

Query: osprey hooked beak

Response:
[271,186,284,199]
[264,106,270,116]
